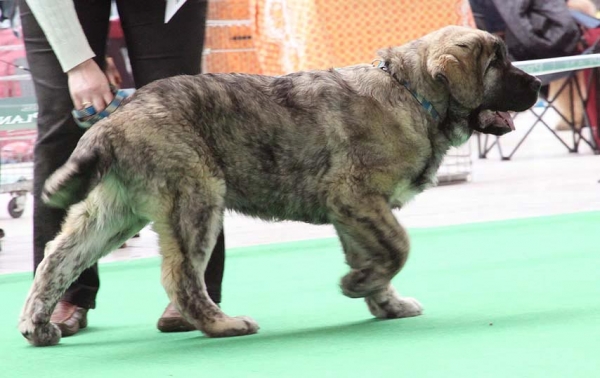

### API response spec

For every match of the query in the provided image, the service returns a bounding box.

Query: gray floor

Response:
[1,110,599,274]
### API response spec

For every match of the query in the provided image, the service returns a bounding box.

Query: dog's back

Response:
[44,71,419,225]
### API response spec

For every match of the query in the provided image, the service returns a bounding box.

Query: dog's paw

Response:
[367,296,423,319]
[19,318,61,347]
[365,287,423,319]
[202,315,260,338]
[341,268,387,298]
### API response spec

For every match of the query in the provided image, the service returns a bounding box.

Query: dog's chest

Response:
[388,148,446,208]
[388,180,421,207]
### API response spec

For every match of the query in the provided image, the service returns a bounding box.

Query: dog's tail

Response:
[42,128,112,209]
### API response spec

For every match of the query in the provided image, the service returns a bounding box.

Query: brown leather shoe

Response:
[157,303,196,333]
[50,301,88,337]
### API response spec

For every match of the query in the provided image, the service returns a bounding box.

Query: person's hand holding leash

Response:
[68,58,129,129]
[67,58,114,113]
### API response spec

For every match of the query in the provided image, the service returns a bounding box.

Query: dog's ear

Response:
[426,37,487,109]
[377,47,403,73]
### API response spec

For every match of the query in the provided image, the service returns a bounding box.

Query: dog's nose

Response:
[530,78,542,92]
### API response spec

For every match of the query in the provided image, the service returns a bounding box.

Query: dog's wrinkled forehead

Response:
[422,26,503,109]
[424,26,501,61]
[424,25,493,43]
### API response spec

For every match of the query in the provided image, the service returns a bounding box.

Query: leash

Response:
[72,87,131,129]
[373,60,441,122]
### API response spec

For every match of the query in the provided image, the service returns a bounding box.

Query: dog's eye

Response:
[490,52,502,64]
[456,43,469,49]
[486,53,500,72]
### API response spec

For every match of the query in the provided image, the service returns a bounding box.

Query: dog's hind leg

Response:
[19,183,148,346]
[155,179,259,338]
[329,194,422,319]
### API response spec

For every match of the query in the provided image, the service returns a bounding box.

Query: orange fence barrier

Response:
[203,0,474,75]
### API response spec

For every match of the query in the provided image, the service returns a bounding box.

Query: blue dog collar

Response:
[374,60,440,122]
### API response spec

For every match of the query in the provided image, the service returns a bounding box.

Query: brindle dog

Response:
[19,26,540,346]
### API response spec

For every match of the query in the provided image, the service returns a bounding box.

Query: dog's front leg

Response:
[329,194,422,319]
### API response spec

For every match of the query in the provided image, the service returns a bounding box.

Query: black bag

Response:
[491,0,582,61]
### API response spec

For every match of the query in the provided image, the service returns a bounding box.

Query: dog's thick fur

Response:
[19,26,540,346]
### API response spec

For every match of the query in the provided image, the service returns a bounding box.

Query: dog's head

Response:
[381,26,541,136]
[424,26,541,110]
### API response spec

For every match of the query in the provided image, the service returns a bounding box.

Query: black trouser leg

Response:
[20,0,111,309]
[116,0,223,303]
[21,0,223,306]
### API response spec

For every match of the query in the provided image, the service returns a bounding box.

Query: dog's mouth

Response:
[470,110,515,136]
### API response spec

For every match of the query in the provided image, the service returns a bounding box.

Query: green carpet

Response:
[1,212,600,378]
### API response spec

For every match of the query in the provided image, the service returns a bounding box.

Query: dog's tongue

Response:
[472,110,515,136]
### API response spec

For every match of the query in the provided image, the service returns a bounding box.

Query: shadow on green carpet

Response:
[1,212,599,378]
